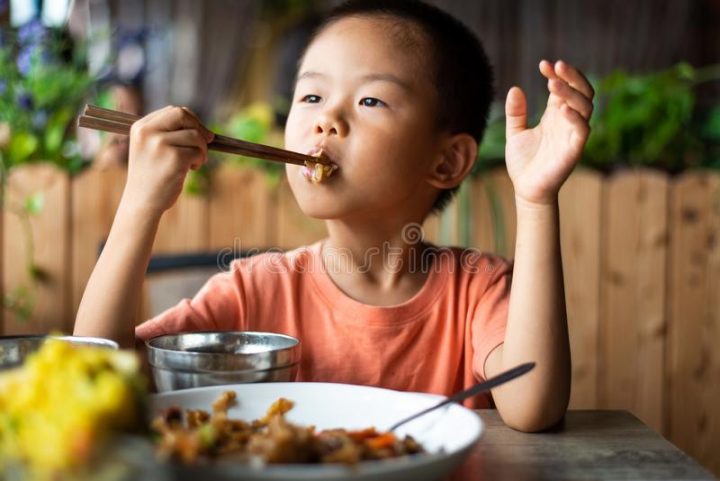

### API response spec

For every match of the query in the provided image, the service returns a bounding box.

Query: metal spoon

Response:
[388,361,536,432]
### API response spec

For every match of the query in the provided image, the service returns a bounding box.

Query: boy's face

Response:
[284,16,444,221]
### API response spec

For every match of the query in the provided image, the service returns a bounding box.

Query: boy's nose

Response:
[313,112,348,137]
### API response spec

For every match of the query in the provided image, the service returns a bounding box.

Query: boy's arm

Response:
[73,106,213,349]
[483,60,594,432]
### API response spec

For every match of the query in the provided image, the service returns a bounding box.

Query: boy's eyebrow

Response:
[297,71,412,91]
[360,73,412,91]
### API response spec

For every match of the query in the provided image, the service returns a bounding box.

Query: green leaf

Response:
[44,108,73,155]
[701,106,720,141]
[7,132,39,165]
[229,117,267,143]
[25,192,45,216]
[3,285,35,323]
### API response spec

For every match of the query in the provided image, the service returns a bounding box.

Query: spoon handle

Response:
[388,361,536,432]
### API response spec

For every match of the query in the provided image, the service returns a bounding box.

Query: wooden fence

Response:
[1,164,718,476]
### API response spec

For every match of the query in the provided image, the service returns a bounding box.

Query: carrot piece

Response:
[366,432,397,450]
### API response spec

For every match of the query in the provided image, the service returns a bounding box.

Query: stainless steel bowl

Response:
[0,335,119,371]
[146,331,301,392]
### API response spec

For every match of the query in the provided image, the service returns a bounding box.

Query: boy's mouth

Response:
[302,146,339,184]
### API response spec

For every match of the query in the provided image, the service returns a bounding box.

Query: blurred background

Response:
[1,0,719,477]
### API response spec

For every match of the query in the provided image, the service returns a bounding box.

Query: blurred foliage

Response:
[473,103,508,176]
[584,62,720,172]
[473,62,720,174]
[0,20,100,323]
[206,102,286,187]
[0,20,94,175]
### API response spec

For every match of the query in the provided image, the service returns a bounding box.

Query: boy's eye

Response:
[359,97,386,108]
[301,94,321,103]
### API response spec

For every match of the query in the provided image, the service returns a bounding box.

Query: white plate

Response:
[150,382,483,481]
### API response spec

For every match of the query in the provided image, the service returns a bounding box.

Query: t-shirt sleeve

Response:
[470,256,513,381]
[135,263,248,341]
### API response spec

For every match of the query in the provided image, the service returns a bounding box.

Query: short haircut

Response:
[307,0,494,215]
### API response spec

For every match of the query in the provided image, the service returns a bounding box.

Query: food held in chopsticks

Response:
[151,391,424,465]
[0,339,146,476]
[77,105,339,181]
[303,148,338,184]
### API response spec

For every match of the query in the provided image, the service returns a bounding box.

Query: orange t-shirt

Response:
[136,241,512,408]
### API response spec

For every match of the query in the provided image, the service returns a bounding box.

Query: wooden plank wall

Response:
[0,165,718,477]
[601,171,668,432]
[668,172,720,476]
[3,165,71,335]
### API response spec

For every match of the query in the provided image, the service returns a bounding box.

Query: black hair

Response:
[310,0,494,215]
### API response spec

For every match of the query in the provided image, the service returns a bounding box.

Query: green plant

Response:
[0,21,95,322]
[0,21,93,173]
[583,62,720,172]
[207,102,286,186]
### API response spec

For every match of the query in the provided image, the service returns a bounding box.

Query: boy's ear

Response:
[426,133,478,190]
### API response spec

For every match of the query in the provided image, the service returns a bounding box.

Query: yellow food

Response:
[304,149,338,183]
[0,339,146,478]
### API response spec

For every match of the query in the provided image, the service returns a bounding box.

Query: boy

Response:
[74,0,593,432]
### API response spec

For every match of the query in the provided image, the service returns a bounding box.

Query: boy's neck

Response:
[321,217,433,305]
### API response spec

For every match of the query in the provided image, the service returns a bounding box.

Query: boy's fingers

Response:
[539,60,559,80]
[548,79,593,120]
[555,61,594,100]
[180,107,215,141]
[539,60,595,102]
[172,145,206,171]
[159,106,201,132]
[162,129,209,150]
[505,86,528,137]
[560,104,590,149]
[161,141,207,171]
[141,106,212,141]
[129,105,174,135]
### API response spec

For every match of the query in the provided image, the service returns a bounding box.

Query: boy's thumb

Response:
[505,86,528,138]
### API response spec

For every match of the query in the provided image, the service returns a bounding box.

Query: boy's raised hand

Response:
[504,60,594,205]
[123,106,214,217]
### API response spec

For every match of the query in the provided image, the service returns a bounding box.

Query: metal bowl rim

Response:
[150,361,300,375]
[0,335,119,349]
[145,331,300,359]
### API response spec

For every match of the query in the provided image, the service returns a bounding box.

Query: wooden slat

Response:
[275,178,327,249]
[667,172,720,476]
[70,166,127,322]
[470,169,516,257]
[559,168,603,408]
[2,165,70,335]
[601,169,668,433]
[208,166,276,251]
[153,181,210,253]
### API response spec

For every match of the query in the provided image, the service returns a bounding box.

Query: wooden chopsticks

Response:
[77,104,332,167]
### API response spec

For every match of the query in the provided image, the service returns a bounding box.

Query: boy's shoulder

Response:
[226,242,320,277]
[424,244,512,279]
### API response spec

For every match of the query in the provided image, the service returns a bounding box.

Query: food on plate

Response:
[303,149,338,183]
[152,390,424,465]
[0,339,147,476]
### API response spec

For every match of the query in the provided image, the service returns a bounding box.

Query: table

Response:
[449,410,715,481]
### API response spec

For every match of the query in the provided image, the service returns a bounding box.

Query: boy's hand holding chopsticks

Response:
[79,105,335,165]
[78,104,339,215]
[120,105,213,216]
